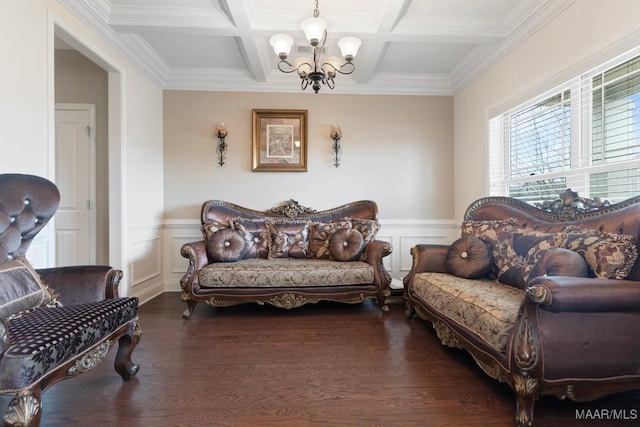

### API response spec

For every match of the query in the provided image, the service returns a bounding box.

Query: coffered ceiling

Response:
[57,0,572,95]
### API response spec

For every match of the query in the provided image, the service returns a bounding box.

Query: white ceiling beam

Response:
[222,0,269,83]
[353,0,409,85]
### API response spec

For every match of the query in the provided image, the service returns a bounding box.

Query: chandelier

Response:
[269,0,361,93]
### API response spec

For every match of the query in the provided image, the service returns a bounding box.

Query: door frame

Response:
[54,103,97,264]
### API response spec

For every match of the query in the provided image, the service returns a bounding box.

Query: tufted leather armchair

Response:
[0,174,141,426]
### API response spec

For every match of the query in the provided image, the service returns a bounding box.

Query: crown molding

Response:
[450,0,576,94]
[57,0,169,87]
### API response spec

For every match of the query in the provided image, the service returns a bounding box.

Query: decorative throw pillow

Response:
[206,228,246,262]
[528,248,589,282]
[561,226,638,279]
[345,218,381,260]
[268,220,310,259]
[230,218,270,259]
[201,219,232,240]
[0,258,54,319]
[445,236,493,279]
[329,228,365,261]
[497,231,565,288]
[460,218,521,277]
[307,221,351,259]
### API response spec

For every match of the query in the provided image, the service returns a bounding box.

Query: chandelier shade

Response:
[269,0,361,93]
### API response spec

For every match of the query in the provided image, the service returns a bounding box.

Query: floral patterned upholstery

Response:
[0,297,138,391]
[199,258,374,288]
[411,272,524,352]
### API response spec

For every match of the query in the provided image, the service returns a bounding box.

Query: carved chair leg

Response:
[114,321,142,380]
[2,388,42,427]
[182,298,197,320]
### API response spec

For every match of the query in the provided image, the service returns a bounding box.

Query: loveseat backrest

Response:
[201,199,379,224]
[0,174,60,261]
[464,190,640,281]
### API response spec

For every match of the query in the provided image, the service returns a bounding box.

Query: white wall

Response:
[453,0,640,219]
[0,0,165,301]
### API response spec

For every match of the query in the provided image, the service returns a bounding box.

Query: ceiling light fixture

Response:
[269,0,361,93]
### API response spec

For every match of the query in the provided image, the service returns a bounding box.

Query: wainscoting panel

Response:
[128,225,164,303]
[161,219,459,292]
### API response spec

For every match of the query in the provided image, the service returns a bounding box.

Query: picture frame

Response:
[252,109,307,172]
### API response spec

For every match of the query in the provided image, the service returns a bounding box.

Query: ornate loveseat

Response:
[0,174,141,426]
[180,199,392,318]
[404,190,640,426]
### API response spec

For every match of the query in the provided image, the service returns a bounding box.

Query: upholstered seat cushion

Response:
[0,297,138,391]
[198,258,374,288]
[411,272,525,353]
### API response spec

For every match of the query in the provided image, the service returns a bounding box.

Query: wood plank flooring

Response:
[40,293,639,426]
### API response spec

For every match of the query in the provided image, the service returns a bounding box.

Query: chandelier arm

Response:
[326,77,335,90]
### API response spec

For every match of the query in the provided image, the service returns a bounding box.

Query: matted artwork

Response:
[252,109,307,171]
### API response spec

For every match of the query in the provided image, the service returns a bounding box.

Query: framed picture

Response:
[252,109,307,172]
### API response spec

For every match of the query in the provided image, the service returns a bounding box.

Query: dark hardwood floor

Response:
[40,293,639,426]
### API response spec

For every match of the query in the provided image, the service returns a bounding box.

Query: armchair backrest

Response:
[0,174,60,260]
[464,189,640,281]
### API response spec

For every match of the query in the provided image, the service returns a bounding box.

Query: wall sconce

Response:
[330,124,342,168]
[215,122,228,166]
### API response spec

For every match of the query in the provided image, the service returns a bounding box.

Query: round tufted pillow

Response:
[446,236,493,279]
[207,228,247,262]
[328,228,365,261]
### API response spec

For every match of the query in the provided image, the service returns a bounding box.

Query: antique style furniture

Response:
[404,190,640,427]
[0,174,141,426]
[180,199,392,318]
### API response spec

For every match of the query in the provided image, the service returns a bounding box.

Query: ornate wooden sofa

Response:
[404,190,640,426]
[180,199,392,318]
[0,174,141,426]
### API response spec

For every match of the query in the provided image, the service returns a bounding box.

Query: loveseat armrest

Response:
[179,240,209,293]
[365,239,393,287]
[403,244,449,287]
[36,265,122,305]
[526,276,640,312]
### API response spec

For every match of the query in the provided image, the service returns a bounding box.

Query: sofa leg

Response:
[114,321,142,380]
[2,388,42,427]
[514,375,538,427]
[182,298,197,319]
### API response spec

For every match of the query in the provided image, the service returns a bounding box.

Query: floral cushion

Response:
[201,219,232,241]
[562,226,638,279]
[269,220,310,259]
[345,218,381,260]
[307,221,351,259]
[0,258,54,319]
[199,258,374,288]
[445,236,493,279]
[207,228,246,262]
[329,228,365,261]
[411,272,524,353]
[0,297,138,391]
[230,218,270,259]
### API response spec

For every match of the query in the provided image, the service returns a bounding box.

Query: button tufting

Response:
[224,241,231,247]
[9,217,15,223]
[460,251,468,259]
[23,199,30,205]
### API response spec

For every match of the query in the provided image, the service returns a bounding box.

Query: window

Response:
[489,47,640,204]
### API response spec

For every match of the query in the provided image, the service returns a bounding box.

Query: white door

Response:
[54,104,96,266]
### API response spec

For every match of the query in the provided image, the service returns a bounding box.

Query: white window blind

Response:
[489,46,640,203]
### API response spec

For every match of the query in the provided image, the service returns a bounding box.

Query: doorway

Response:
[54,104,96,266]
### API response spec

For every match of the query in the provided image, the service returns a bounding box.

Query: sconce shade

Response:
[330,123,342,139]
[300,17,327,44]
[338,36,362,60]
[269,34,294,58]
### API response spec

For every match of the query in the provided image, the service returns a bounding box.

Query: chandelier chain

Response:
[313,0,319,18]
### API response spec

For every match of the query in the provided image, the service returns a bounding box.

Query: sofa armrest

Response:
[403,244,449,287]
[180,240,209,293]
[526,276,640,312]
[364,239,393,289]
[36,266,123,305]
